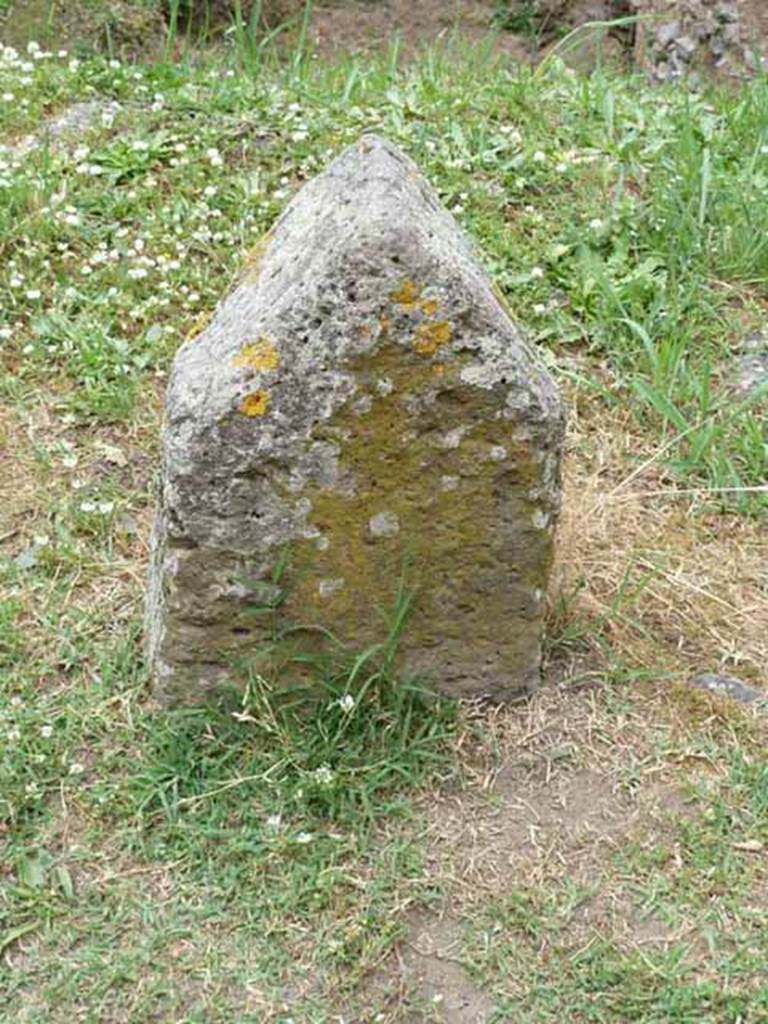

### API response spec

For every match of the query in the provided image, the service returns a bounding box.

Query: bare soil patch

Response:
[308,0,529,61]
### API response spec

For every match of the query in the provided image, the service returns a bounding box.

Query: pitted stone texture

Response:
[146,134,564,706]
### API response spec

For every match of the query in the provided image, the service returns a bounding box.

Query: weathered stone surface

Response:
[730,330,768,399]
[689,673,767,706]
[146,134,564,706]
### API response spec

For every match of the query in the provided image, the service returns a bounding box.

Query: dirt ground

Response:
[3,0,768,74]
[308,0,529,61]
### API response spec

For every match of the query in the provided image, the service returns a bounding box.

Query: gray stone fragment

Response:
[735,353,768,397]
[675,35,697,56]
[146,134,564,706]
[7,101,121,158]
[655,22,681,48]
[730,331,768,399]
[689,673,767,706]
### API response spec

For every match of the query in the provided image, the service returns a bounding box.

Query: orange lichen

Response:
[232,337,280,371]
[389,280,441,319]
[413,320,452,356]
[390,279,421,309]
[239,390,271,417]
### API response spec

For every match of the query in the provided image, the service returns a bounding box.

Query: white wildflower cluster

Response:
[78,500,115,516]
[312,764,334,786]
[498,124,523,145]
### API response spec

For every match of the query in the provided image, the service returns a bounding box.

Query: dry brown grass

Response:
[550,395,768,681]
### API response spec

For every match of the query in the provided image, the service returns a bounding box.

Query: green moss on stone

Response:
[274,314,552,692]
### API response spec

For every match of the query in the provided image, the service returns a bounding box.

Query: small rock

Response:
[655,21,681,48]
[730,331,768,398]
[675,35,697,57]
[9,100,121,159]
[689,673,767,705]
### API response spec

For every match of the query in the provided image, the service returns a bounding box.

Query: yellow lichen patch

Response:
[237,229,274,285]
[232,337,280,372]
[420,297,440,316]
[239,390,271,417]
[390,279,421,309]
[185,309,213,344]
[413,320,452,357]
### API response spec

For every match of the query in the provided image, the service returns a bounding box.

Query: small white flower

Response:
[0,326,12,339]
[33,534,50,547]
[25,289,41,300]
[295,832,312,845]
[206,147,223,167]
[589,217,604,231]
[40,725,53,738]
[533,303,547,314]
[7,728,21,741]
[68,762,85,775]
[79,500,96,513]
[532,150,546,163]
[97,501,114,515]
[128,267,147,280]
[265,813,282,829]
[337,694,355,713]
[313,765,334,785]
[203,185,217,198]
[499,125,521,143]
[530,266,545,280]
[10,276,23,288]
[2,92,14,102]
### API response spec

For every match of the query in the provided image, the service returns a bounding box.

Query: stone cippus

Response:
[146,134,564,706]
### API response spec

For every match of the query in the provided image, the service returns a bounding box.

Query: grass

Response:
[0,17,767,1023]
